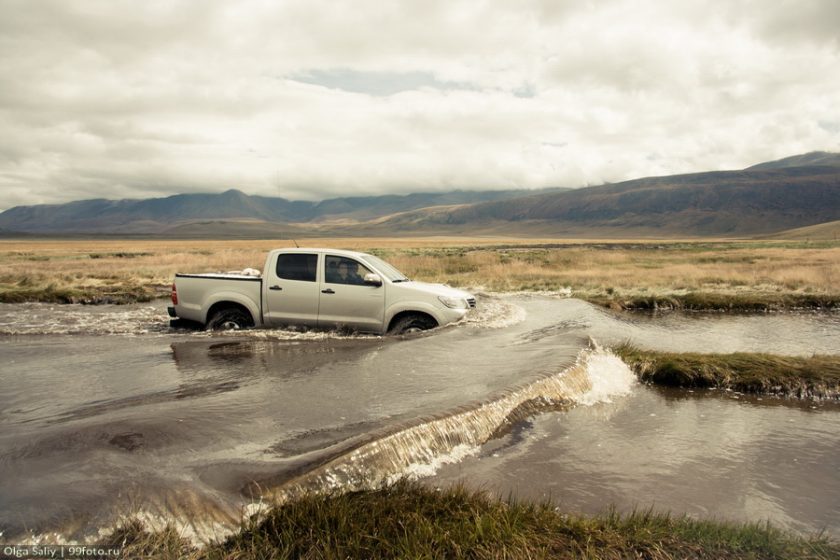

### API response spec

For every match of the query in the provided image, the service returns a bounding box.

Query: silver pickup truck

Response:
[168,248,476,334]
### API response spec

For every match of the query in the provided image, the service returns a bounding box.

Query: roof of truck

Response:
[271,247,371,258]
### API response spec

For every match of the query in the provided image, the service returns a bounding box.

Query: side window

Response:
[325,255,372,285]
[275,253,317,282]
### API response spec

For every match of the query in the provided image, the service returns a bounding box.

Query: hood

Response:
[398,281,473,299]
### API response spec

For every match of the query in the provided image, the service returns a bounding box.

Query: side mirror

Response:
[363,273,382,286]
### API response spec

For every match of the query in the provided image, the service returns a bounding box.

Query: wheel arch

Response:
[386,309,439,333]
[385,301,445,330]
[204,297,257,327]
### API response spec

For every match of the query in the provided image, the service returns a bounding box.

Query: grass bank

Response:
[0,284,160,304]
[614,344,840,399]
[588,292,840,312]
[1,238,839,310]
[103,483,837,559]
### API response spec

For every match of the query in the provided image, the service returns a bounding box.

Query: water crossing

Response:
[0,295,837,543]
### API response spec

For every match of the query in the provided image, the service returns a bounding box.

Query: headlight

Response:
[438,296,467,309]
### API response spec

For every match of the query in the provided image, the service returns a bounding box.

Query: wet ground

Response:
[0,296,838,542]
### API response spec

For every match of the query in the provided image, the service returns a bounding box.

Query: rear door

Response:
[317,254,385,332]
[264,252,320,328]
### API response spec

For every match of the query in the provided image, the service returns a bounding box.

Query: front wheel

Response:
[388,314,437,335]
[206,308,253,331]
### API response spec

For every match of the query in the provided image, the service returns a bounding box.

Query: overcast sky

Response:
[1,0,839,209]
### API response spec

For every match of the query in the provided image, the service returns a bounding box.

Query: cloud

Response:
[0,0,838,209]
[288,69,479,97]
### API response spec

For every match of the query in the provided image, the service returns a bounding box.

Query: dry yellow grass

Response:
[1,237,838,308]
[385,245,839,294]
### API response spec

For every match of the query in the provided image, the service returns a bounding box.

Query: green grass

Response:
[102,482,838,559]
[589,292,840,312]
[614,344,840,399]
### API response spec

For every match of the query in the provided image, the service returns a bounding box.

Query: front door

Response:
[264,252,320,328]
[317,254,385,332]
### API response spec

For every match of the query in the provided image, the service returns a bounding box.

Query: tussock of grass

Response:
[101,519,193,559]
[104,483,838,559]
[0,286,85,304]
[614,344,840,399]
[0,284,161,304]
[89,251,154,259]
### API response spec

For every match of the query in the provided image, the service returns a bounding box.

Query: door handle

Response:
[269,285,282,291]
[321,288,335,294]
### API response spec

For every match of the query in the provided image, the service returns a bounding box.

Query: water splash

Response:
[0,303,170,336]
[0,294,522,337]
[462,297,527,329]
[578,351,636,406]
[0,302,380,339]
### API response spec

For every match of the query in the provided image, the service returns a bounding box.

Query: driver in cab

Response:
[331,260,366,285]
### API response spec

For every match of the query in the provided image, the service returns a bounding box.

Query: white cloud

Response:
[0,0,838,209]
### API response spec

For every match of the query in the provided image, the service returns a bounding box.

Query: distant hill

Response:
[746,151,840,170]
[0,188,564,234]
[1,152,838,237]
[764,220,840,241]
[377,158,840,236]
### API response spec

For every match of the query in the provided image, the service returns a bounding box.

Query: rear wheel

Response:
[206,307,253,330]
[388,313,436,335]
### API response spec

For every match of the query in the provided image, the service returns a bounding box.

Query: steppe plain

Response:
[2,236,838,311]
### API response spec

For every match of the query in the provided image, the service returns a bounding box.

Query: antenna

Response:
[292,239,299,248]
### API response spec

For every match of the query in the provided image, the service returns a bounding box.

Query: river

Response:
[0,296,837,543]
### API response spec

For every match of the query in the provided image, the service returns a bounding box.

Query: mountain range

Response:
[0,188,565,235]
[1,151,838,238]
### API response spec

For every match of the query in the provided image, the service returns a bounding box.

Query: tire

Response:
[388,314,437,335]
[206,307,253,331]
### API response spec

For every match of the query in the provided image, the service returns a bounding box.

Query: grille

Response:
[466,297,477,308]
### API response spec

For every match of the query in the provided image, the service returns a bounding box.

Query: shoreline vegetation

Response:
[104,483,838,559]
[1,238,838,310]
[613,344,840,400]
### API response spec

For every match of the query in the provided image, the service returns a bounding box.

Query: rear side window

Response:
[276,253,317,282]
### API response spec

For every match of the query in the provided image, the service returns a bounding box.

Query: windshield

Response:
[360,254,409,282]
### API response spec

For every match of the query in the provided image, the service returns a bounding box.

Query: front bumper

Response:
[437,306,471,326]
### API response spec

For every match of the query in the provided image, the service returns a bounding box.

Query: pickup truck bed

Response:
[170,273,263,328]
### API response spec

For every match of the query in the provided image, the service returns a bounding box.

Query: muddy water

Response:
[0,297,838,542]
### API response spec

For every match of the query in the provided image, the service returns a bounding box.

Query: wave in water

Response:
[264,343,634,503]
[19,343,634,545]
